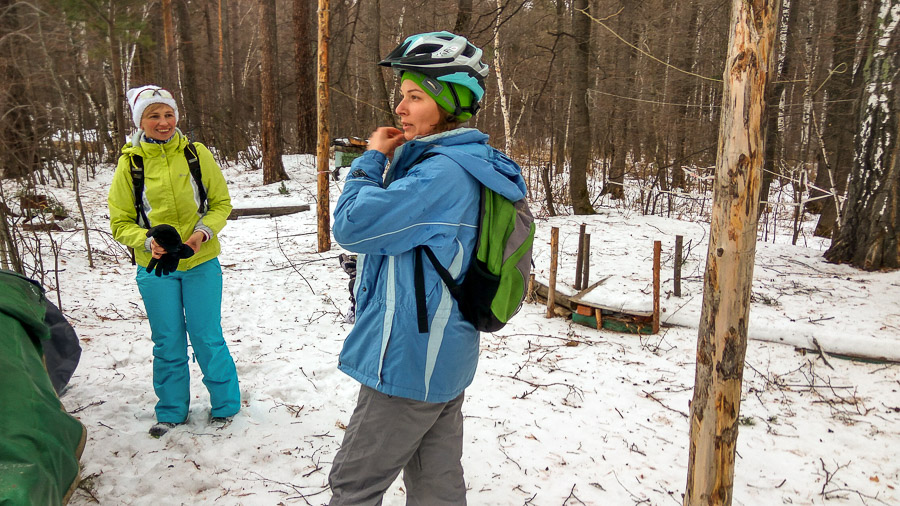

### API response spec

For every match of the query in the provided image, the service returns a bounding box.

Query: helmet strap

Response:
[447,82,479,119]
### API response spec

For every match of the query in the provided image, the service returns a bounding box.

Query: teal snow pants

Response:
[136,258,240,423]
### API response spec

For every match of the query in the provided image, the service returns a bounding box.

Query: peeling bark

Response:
[685,1,782,504]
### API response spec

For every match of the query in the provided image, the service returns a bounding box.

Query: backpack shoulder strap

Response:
[129,154,150,228]
[184,142,208,214]
[414,245,466,334]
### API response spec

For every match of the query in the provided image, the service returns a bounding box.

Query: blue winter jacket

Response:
[332,128,527,402]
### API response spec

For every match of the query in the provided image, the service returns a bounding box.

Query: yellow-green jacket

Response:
[108,131,232,270]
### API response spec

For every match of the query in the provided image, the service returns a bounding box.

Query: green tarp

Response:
[0,270,85,505]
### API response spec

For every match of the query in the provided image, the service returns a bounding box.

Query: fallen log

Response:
[228,205,310,220]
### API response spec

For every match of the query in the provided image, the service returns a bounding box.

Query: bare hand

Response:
[184,231,205,254]
[367,127,405,158]
[149,238,167,259]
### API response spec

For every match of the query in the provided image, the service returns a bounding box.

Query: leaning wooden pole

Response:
[684,1,781,505]
[316,0,331,252]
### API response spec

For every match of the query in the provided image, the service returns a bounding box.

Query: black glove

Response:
[146,254,181,277]
[147,225,195,259]
[145,225,195,276]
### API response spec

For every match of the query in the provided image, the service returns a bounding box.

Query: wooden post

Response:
[652,240,660,334]
[581,233,590,289]
[574,223,586,289]
[674,235,683,297]
[685,1,781,504]
[546,227,559,318]
[316,0,331,252]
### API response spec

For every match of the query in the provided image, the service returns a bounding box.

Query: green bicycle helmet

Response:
[380,32,489,120]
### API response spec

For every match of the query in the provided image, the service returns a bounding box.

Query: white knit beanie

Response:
[126,85,179,129]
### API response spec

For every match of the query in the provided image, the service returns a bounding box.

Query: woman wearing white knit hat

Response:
[108,85,240,438]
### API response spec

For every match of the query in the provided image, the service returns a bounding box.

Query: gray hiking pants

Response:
[328,385,466,505]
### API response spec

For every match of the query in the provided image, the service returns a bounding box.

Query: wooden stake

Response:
[546,227,559,318]
[316,0,331,252]
[574,223,586,289]
[653,240,661,334]
[674,235,683,297]
[581,233,591,289]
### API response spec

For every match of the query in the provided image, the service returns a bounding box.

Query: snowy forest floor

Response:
[9,154,899,505]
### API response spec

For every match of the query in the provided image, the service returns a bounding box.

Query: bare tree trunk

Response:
[453,0,472,35]
[175,0,203,140]
[685,1,781,504]
[551,0,567,188]
[601,1,635,201]
[108,1,127,151]
[364,0,393,126]
[260,0,288,184]
[824,0,899,270]
[494,0,512,153]
[37,16,94,269]
[0,0,38,179]
[760,0,797,220]
[161,0,177,88]
[812,0,861,237]
[295,0,317,154]
[568,0,594,215]
[227,0,246,155]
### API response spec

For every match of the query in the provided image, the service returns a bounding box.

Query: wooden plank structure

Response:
[331,137,367,180]
[536,238,663,335]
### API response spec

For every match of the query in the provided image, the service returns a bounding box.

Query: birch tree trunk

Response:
[824,1,900,270]
[260,0,288,184]
[812,0,862,238]
[494,0,512,153]
[760,0,796,220]
[685,1,781,504]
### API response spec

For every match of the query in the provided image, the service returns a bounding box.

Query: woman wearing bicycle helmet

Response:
[330,32,528,504]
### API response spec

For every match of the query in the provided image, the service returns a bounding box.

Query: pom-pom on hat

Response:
[126,85,179,129]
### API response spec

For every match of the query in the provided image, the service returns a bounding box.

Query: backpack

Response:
[129,142,207,227]
[414,147,535,333]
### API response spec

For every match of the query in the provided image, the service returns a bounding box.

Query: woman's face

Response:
[140,104,177,142]
[395,79,442,140]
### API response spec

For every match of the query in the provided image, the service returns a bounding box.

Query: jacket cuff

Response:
[194,223,213,242]
[347,150,389,182]
[143,236,153,252]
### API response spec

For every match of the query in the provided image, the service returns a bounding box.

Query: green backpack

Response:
[415,148,535,333]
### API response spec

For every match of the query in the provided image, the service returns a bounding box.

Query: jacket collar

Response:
[385,128,489,185]
[124,128,188,158]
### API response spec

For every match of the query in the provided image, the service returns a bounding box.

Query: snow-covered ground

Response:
[15,153,899,505]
